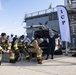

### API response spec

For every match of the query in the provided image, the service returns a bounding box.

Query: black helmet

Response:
[1,33,6,37]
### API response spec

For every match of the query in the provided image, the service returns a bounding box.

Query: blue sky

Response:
[0,0,64,36]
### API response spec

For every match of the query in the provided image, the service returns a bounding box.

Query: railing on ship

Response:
[25,8,57,18]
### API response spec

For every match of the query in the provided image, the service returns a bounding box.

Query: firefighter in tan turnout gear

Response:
[0,33,15,65]
[29,34,43,64]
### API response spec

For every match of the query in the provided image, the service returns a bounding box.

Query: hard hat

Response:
[38,38,44,43]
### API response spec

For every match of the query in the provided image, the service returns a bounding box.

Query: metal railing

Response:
[25,7,57,18]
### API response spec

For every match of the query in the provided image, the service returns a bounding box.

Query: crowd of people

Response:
[0,33,44,65]
[0,30,57,65]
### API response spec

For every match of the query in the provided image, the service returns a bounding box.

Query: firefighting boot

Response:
[37,57,43,64]
[9,51,16,63]
[9,55,16,63]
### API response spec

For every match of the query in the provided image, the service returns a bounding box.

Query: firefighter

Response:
[29,34,43,64]
[0,33,15,63]
[18,35,30,60]
[12,38,21,62]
